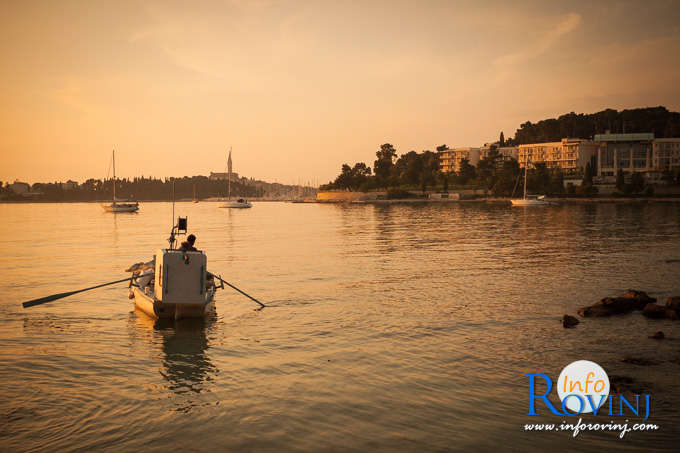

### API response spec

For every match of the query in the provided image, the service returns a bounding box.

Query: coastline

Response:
[4,196,680,204]
[333,196,680,204]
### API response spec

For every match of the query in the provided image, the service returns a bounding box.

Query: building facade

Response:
[209,171,239,181]
[438,147,480,173]
[479,143,519,164]
[9,181,30,195]
[60,180,78,190]
[652,138,680,175]
[594,133,654,179]
[518,138,596,175]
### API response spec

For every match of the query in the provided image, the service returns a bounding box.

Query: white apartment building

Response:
[439,147,480,173]
[518,138,597,175]
[653,138,680,174]
[594,133,654,179]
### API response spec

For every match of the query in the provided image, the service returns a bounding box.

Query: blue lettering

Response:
[620,395,639,417]
[562,394,584,416]
[526,374,563,415]
[585,394,607,415]
[644,394,651,421]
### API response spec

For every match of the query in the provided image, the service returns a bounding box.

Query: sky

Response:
[1,0,680,185]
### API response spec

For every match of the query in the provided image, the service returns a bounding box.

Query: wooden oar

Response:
[22,277,134,308]
[213,274,266,309]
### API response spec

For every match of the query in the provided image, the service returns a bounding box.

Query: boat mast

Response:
[112,149,116,205]
[227,147,232,201]
[523,155,528,200]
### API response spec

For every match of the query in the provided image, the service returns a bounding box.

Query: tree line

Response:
[0,175,296,201]
[507,106,680,145]
[320,144,596,197]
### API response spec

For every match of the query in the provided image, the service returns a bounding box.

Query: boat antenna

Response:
[168,179,187,249]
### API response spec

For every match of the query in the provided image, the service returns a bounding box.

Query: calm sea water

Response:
[1,201,680,452]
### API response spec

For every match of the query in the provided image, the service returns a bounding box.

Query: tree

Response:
[491,158,520,196]
[550,169,565,194]
[420,150,440,192]
[616,169,625,192]
[374,143,397,188]
[528,163,551,194]
[458,158,476,184]
[582,162,594,186]
[511,106,680,144]
[477,150,503,191]
[394,151,422,186]
[499,131,505,146]
[352,163,371,189]
[630,172,645,193]
[436,144,449,152]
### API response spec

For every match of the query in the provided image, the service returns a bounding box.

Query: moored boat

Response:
[220,198,252,208]
[510,157,549,207]
[103,201,140,212]
[218,147,253,209]
[101,150,140,213]
[510,195,549,206]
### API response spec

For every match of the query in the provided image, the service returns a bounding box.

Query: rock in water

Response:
[562,314,579,328]
[578,297,646,317]
[577,290,656,317]
[666,296,680,311]
[642,303,667,319]
[649,331,665,340]
[623,289,656,303]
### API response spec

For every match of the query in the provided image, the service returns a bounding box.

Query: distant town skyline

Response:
[2,0,680,185]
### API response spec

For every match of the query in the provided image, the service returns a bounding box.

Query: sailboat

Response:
[101,150,139,212]
[510,157,548,206]
[220,148,252,208]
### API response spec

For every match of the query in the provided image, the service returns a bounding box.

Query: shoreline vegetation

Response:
[0,175,317,203]
[320,106,680,200]
[3,196,680,204]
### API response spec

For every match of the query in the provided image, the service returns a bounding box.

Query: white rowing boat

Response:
[127,217,219,320]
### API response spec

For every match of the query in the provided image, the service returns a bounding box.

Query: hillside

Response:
[509,106,680,145]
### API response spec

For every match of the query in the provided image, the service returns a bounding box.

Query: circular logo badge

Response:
[557,360,610,414]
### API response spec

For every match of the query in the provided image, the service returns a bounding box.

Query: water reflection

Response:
[132,311,217,395]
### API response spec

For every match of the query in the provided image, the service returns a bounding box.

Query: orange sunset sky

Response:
[1,0,680,185]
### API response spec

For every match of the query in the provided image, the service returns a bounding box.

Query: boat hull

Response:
[102,203,139,212]
[219,201,252,208]
[132,286,215,320]
[510,199,549,206]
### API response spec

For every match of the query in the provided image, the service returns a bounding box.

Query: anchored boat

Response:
[102,150,139,213]
[219,147,253,209]
[510,156,549,207]
[221,198,252,208]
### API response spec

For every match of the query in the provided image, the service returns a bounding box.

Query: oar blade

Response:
[22,292,74,308]
[21,276,133,309]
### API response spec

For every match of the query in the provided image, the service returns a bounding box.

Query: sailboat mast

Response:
[523,156,528,200]
[112,149,116,204]
[227,147,232,201]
